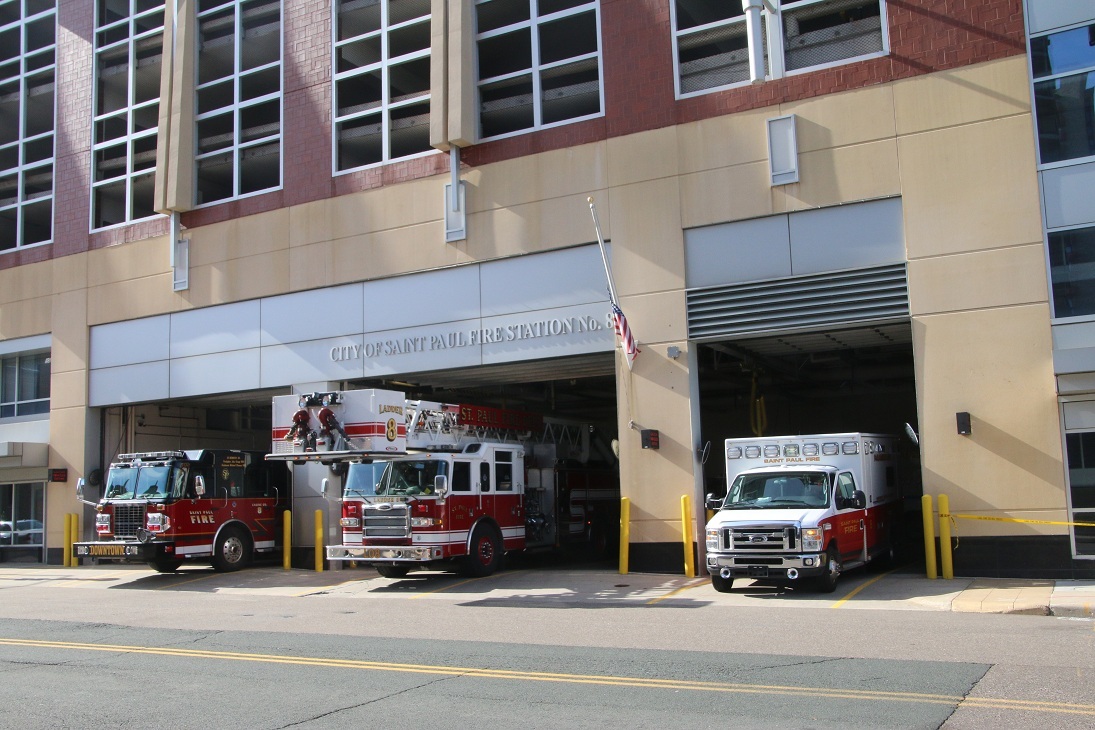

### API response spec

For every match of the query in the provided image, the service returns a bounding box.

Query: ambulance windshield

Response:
[376,459,449,496]
[343,462,386,498]
[722,472,830,509]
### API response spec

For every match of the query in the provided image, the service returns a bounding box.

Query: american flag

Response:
[611,302,639,370]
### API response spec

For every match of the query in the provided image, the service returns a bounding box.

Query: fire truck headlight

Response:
[411,517,436,527]
[801,528,823,552]
[705,528,719,551]
[147,513,170,533]
[95,514,111,534]
[340,517,361,528]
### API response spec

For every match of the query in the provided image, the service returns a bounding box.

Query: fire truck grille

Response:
[112,503,147,539]
[363,506,410,538]
[728,527,796,551]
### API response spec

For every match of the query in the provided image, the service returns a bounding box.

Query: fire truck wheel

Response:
[376,564,410,579]
[212,528,252,573]
[711,574,734,593]
[462,524,502,577]
[812,546,841,593]
[147,558,181,573]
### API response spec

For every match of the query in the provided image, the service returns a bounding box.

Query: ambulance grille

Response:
[727,527,796,551]
[111,503,147,539]
[363,505,410,538]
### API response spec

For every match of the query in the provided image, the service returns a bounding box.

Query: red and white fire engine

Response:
[704,433,901,593]
[268,389,619,577]
[74,450,291,572]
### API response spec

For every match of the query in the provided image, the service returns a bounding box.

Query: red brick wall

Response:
[2,0,1029,271]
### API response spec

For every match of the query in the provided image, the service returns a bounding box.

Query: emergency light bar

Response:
[116,451,186,462]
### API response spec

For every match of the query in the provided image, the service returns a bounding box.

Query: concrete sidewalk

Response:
[947,577,1095,617]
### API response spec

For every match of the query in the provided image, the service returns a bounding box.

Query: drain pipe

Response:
[742,0,779,84]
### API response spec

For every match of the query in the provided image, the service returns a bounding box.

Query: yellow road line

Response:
[2,637,1094,715]
[831,569,896,608]
[645,577,709,605]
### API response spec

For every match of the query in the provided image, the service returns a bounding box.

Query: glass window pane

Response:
[1049,226,1095,318]
[476,0,530,35]
[1032,25,1095,79]
[675,0,741,32]
[1034,73,1095,165]
[783,0,882,72]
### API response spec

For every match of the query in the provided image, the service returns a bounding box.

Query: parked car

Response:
[14,520,43,544]
[0,521,12,544]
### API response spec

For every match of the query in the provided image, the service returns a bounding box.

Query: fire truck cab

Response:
[704,433,901,593]
[268,389,618,577]
[74,449,291,573]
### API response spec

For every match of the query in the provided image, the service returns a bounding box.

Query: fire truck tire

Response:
[147,558,181,573]
[462,524,502,577]
[376,564,410,578]
[711,574,734,593]
[812,546,841,593]
[212,528,251,572]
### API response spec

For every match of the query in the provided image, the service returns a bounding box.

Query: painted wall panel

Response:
[360,320,486,376]
[170,300,261,358]
[363,266,481,332]
[788,198,905,275]
[481,302,615,364]
[1026,0,1095,35]
[89,316,170,369]
[261,283,364,345]
[169,350,262,398]
[1042,162,1095,229]
[89,362,170,406]
[261,338,368,387]
[685,216,791,288]
[480,245,611,315]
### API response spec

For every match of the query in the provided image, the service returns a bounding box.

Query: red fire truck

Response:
[73,450,291,573]
[704,433,901,593]
[268,389,618,577]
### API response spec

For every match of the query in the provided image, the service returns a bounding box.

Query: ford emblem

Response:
[750,535,765,543]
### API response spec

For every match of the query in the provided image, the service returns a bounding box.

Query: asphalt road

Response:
[0,563,1092,729]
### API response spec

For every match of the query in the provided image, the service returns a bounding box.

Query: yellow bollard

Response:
[63,513,72,567]
[681,494,695,578]
[314,509,324,573]
[70,513,80,567]
[922,494,937,580]
[938,494,953,580]
[283,510,292,571]
[618,497,630,575]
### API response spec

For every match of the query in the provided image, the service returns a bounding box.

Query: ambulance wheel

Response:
[711,574,734,593]
[212,528,251,573]
[376,564,410,579]
[148,558,181,573]
[463,525,502,577]
[813,546,841,593]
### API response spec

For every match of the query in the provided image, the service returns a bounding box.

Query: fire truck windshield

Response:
[104,465,175,500]
[343,462,386,499]
[722,472,830,510]
[376,459,449,496]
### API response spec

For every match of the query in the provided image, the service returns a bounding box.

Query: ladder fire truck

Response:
[268,389,618,577]
[73,450,291,572]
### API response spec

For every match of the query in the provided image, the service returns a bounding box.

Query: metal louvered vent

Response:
[687,263,908,341]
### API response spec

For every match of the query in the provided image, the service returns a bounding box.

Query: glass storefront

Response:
[0,482,45,562]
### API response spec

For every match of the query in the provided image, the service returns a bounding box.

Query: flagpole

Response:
[587,197,619,306]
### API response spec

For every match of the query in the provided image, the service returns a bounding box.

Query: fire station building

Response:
[1,0,1093,577]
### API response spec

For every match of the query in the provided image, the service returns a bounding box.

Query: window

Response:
[1049,225,1095,318]
[0,351,49,418]
[495,450,513,491]
[475,0,602,140]
[672,0,885,98]
[1065,431,1095,556]
[452,460,471,492]
[195,0,281,205]
[334,0,432,171]
[0,0,56,251]
[835,472,856,507]
[1031,23,1095,166]
[91,0,165,229]
[0,482,44,554]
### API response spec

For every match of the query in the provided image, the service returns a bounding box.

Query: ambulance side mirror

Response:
[853,490,866,510]
[194,475,206,497]
[434,475,448,498]
[705,493,722,510]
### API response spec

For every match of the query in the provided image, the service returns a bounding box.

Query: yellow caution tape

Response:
[947,513,1095,528]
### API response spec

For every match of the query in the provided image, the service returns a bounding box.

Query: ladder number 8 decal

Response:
[386,418,398,441]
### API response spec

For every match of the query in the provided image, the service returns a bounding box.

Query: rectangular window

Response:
[195,0,282,205]
[1065,430,1095,556]
[334,0,432,171]
[0,482,45,554]
[0,351,49,418]
[475,0,603,140]
[672,0,885,98]
[92,0,165,229]
[1049,225,1095,318]
[0,0,56,251]
[1031,23,1095,166]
